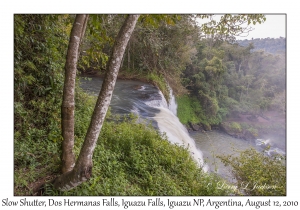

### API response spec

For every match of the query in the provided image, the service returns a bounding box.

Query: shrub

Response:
[177,95,201,125]
[247,127,258,137]
[146,72,170,102]
[229,122,242,133]
[218,148,286,195]
[44,112,233,196]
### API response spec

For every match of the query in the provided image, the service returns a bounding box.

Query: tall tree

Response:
[61,14,89,174]
[54,14,140,191]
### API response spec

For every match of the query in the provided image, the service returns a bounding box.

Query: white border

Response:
[1,1,298,209]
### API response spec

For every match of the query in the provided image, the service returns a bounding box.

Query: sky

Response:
[197,14,286,40]
[238,14,286,39]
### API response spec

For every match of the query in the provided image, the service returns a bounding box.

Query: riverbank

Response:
[176,97,286,143]
[220,111,286,142]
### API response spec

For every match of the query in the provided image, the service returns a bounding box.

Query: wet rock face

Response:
[202,124,211,131]
[187,123,212,132]
[246,115,258,122]
[242,130,256,140]
[189,123,200,131]
[133,85,142,90]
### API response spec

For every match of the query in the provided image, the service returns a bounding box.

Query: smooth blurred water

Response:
[190,131,254,182]
[80,77,207,169]
[191,130,286,182]
[80,77,285,180]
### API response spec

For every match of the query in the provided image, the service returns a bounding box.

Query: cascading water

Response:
[80,77,208,171]
[145,88,208,170]
[168,88,177,116]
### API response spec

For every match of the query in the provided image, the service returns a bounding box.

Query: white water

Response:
[168,88,177,116]
[154,107,208,170]
[80,77,208,171]
[256,139,285,156]
[145,89,208,171]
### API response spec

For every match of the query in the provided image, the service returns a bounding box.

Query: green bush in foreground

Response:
[15,89,233,196]
[45,116,232,196]
[218,148,286,196]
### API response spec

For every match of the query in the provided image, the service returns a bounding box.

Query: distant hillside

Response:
[237,37,286,54]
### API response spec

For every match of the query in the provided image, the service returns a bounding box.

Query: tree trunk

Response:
[61,14,89,174]
[128,40,130,70]
[80,15,89,45]
[54,14,140,191]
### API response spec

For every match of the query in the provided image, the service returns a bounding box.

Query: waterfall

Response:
[168,88,177,116]
[80,77,208,171]
[145,88,208,171]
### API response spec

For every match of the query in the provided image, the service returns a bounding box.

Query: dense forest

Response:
[14,14,286,196]
[237,37,286,54]
[178,37,285,139]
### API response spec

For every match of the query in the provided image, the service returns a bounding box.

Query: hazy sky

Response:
[242,14,286,39]
[197,14,286,40]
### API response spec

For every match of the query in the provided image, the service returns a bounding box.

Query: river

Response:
[80,77,285,181]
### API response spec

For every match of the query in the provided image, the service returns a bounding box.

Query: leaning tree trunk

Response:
[54,14,140,191]
[61,14,89,174]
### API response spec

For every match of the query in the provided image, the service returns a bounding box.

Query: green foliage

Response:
[79,15,116,71]
[183,35,285,128]
[139,14,181,27]
[238,37,286,54]
[44,113,232,196]
[14,14,71,195]
[229,122,242,133]
[146,72,170,101]
[15,79,232,196]
[14,14,285,196]
[218,148,286,195]
[200,14,266,40]
[14,15,70,136]
[14,136,61,195]
[177,94,224,126]
[246,127,258,137]
[119,15,198,95]
[177,95,201,125]
[14,15,70,194]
